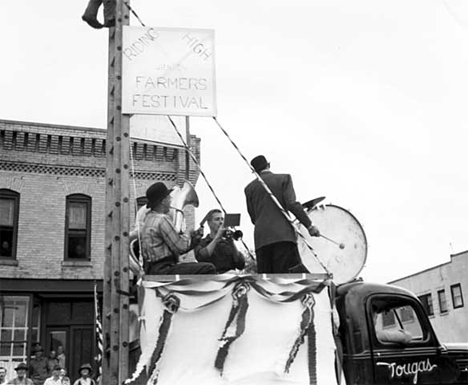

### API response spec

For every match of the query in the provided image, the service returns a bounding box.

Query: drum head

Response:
[298,204,367,284]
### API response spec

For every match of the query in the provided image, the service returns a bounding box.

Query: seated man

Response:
[140,182,215,275]
[195,209,245,274]
[373,310,412,344]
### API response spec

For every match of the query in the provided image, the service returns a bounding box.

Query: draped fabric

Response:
[126,275,338,385]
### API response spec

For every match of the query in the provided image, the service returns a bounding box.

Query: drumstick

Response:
[320,234,345,249]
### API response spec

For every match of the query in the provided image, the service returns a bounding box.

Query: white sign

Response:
[122,26,216,117]
[129,115,186,147]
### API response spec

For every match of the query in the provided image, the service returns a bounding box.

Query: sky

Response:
[1,0,467,283]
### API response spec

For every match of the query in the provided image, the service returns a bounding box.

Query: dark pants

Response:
[256,241,310,274]
[145,256,215,275]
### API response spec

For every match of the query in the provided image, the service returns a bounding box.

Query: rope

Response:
[166,116,256,261]
[212,117,331,276]
[129,143,144,270]
[124,1,146,27]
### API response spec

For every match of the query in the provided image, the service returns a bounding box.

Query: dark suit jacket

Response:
[244,171,312,250]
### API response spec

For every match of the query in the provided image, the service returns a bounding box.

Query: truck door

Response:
[368,295,458,384]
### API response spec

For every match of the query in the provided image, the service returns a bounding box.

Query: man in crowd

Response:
[56,347,65,374]
[140,182,215,275]
[244,155,320,274]
[195,209,245,273]
[72,364,95,385]
[43,365,61,385]
[29,346,48,385]
[0,367,7,385]
[373,309,412,344]
[7,363,33,385]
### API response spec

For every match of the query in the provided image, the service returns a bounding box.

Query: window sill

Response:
[0,258,19,266]
[440,311,449,317]
[62,260,93,268]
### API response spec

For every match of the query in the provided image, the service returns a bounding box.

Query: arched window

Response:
[65,194,91,260]
[0,189,20,259]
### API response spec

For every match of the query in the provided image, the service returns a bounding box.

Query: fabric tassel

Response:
[307,313,317,384]
[284,293,315,373]
[214,282,250,375]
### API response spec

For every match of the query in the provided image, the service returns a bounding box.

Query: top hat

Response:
[14,363,28,371]
[250,155,269,172]
[78,363,93,375]
[146,182,173,206]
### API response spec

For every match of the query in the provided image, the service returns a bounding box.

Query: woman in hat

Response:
[6,363,33,385]
[72,364,95,385]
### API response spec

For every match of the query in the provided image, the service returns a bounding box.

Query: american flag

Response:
[94,282,103,382]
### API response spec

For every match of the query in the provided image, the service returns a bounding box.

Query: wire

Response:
[124,1,146,27]
[129,143,144,269]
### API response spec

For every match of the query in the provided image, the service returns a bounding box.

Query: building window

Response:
[0,189,20,259]
[0,296,30,376]
[418,293,434,316]
[65,194,91,260]
[438,290,448,314]
[451,284,464,309]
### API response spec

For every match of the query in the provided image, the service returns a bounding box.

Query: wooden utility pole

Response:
[103,0,130,383]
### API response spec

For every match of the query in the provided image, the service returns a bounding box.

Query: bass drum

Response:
[297,204,367,284]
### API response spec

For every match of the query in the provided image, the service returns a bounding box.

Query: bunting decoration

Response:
[284,293,316,374]
[125,292,180,385]
[126,275,337,385]
[214,281,250,375]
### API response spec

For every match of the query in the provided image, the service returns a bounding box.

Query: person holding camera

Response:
[194,209,245,274]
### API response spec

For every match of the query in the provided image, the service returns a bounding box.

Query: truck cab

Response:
[336,281,468,384]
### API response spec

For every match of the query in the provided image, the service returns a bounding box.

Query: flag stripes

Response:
[94,282,103,381]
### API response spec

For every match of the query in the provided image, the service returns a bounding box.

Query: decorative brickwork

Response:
[0,119,200,281]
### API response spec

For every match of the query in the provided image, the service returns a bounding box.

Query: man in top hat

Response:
[29,345,48,385]
[72,364,95,385]
[7,363,33,385]
[244,155,320,274]
[140,182,216,275]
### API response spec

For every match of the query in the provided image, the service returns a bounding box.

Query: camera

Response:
[223,229,243,240]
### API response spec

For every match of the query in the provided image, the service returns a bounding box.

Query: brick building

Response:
[0,119,200,381]
[388,250,467,343]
